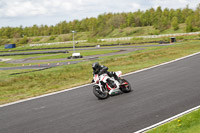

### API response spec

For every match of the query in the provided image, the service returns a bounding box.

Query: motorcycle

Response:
[92,71,132,99]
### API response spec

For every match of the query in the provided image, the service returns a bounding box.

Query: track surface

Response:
[0,53,200,133]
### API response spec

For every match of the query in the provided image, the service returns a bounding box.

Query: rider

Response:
[92,62,122,86]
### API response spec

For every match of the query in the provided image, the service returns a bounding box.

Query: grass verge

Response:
[147,108,200,133]
[0,40,200,105]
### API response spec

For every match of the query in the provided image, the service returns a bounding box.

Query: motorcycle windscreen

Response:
[115,71,122,77]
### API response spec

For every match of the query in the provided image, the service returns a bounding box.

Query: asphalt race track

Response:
[0,53,200,133]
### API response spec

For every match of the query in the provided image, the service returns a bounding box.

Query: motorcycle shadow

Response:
[109,92,123,97]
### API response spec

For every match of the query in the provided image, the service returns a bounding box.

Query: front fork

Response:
[99,82,103,92]
[98,82,108,93]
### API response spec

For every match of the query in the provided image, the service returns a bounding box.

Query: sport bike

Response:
[93,71,131,99]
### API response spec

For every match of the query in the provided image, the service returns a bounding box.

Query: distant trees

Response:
[0,3,200,39]
[126,12,135,27]
[186,16,194,32]
[171,17,179,30]
[19,35,28,44]
[185,4,200,32]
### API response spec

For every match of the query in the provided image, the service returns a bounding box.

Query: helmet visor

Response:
[93,67,99,73]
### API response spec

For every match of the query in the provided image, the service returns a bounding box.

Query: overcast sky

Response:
[0,0,199,28]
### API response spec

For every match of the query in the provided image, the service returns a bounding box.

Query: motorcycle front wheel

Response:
[120,79,132,93]
[93,85,109,99]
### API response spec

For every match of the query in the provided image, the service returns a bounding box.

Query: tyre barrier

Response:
[0,50,69,56]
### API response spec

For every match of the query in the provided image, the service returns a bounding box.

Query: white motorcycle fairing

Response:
[94,71,122,95]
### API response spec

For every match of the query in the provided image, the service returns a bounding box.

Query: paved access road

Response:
[0,53,200,133]
[1,44,170,70]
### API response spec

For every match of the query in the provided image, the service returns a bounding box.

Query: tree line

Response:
[0,4,200,39]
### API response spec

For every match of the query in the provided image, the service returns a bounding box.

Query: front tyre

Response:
[93,85,109,99]
[120,79,132,93]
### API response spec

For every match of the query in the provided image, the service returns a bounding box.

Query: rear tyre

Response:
[120,79,132,93]
[93,85,109,99]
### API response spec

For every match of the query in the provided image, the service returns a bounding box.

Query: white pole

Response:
[72,31,75,53]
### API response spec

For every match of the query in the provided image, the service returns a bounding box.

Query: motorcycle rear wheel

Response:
[93,85,109,99]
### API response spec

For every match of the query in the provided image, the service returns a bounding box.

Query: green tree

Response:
[80,18,89,31]
[19,36,28,44]
[194,3,200,30]
[175,9,184,23]
[107,14,126,29]
[171,17,179,30]
[133,10,142,27]
[149,8,155,25]
[88,17,97,32]
[141,10,151,26]
[126,12,135,27]
[186,16,193,32]
[153,6,163,30]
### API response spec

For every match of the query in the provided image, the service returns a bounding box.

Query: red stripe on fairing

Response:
[123,82,128,85]
[102,75,106,81]
[94,74,98,80]
[106,83,111,90]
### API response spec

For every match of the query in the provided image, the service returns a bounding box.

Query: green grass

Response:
[0,40,200,104]
[0,62,19,67]
[103,24,187,38]
[160,24,186,34]
[1,23,197,51]
[147,108,200,133]
[1,54,50,60]
[0,69,35,80]
[0,57,82,67]
[106,26,153,37]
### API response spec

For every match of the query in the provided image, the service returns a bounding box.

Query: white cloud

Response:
[150,0,197,9]
[0,0,199,27]
[131,3,141,10]
[0,0,75,17]
[179,0,188,4]
[0,1,46,17]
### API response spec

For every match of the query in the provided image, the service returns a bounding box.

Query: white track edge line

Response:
[0,84,91,108]
[1,51,200,108]
[123,51,200,76]
[134,105,200,133]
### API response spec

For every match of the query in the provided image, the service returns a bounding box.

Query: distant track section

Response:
[0,50,68,56]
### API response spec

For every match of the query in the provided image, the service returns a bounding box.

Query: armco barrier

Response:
[29,40,86,47]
